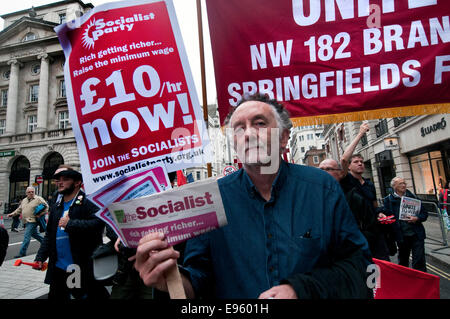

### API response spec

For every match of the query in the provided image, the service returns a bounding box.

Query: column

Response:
[5,59,21,135]
[37,53,50,132]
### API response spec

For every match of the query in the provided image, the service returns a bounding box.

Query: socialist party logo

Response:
[82,13,155,49]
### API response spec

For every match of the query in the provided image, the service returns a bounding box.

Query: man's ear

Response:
[280,129,290,150]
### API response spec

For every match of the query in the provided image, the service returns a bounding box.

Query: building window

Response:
[375,119,388,138]
[301,147,305,153]
[0,119,5,135]
[393,117,410,127]
[22,32,36,42]
[1,89,7,107]
[313,156,319,164]
[196,171,201,180]
[59,80,66,97]
[27,115,37,133]
[59,13,66,24]
[361,133,368,146]
[2,70,10,80]
[29,84,39,102]
[31,63,40,75]
[307,134,313,140]
[58,111,70,129]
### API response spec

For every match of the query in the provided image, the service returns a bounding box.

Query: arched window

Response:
[9,156,30,203]
[42,152,64,200]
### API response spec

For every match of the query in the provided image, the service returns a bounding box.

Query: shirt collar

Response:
[242,159,288,200]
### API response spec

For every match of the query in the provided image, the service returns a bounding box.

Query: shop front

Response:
[398,114,450,202]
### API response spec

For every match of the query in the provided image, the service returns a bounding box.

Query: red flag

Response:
[373,258,440,299]
[176,170,187,186]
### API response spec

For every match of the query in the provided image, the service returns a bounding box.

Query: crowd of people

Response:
[0,92,447,299]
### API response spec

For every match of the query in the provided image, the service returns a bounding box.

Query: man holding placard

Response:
[134,94,373,299]
[383,177,428,272]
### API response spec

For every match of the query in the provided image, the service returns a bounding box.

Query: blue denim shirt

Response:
[181,161,371,298]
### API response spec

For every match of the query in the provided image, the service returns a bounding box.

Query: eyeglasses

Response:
[320,167,341,171]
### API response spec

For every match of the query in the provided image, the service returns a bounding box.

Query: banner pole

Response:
[196,0,212,178]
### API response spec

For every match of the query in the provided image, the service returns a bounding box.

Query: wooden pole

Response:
[165,263,186,299]
[196,0,212,178]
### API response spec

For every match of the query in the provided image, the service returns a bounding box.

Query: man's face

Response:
[230,101,288,166]
[26,189,35,200]
[349,156,365,175]
[319,159,342,181]
[393,178,407,194]
[55,176,80,195]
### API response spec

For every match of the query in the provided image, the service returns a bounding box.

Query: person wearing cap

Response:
[8,186,48,258]
[34,166,109,299]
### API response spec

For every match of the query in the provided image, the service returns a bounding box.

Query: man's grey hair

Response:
[390,176,404,188]
[224,93,293,132]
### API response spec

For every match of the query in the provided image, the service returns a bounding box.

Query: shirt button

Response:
[269,266,275,272]
[267,233,273,239]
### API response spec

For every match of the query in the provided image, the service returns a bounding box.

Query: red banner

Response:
[373,258,440,299]
[205,0,450,126]
[56,0,211,193]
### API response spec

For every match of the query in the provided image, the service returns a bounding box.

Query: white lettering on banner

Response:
[83,14,156,49]
[363,16,449,55]
[435,55,450,84]
[250,40,293,70]
[82,96,185,150]
[81,65,161,115]
[228,60,421,105]
[292,0,437,27]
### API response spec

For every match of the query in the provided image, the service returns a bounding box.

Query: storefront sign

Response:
[384,137,399,150]
[0,150,14,157]
[206,0,450,126]
[55,0,212,194]
[420,117,447,137]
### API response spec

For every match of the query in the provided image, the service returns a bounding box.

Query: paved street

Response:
[1,213,449,299]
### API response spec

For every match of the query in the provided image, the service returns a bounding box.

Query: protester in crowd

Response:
[109,171,185,299]
[33,165,109,299]
[320,123,392,261]
[133,93,372,299]
[383,177,428,272]
[0,224,8,267]
[9,197,22,232]
[439,181,450,230]
[7,187,48,258]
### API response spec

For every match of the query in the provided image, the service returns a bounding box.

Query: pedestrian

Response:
[9,198,21,232]
[33,166,109,299]
[133,93,372,299]
[109,171,183,299]
[0,224,8,267]
[383,177,428,272]
[7,187,48,258]
[438,181,450,230]
[320,123,392,261]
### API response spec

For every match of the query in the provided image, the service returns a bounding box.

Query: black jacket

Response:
[35,190,104,286]
[383,190,428,242]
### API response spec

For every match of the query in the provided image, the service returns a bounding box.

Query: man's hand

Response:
[258,284,298,299]
[33,261,43,270]
[58,215,70,228]
[359,121,370,136]
[134,232,180,291]
[406,216,419,224]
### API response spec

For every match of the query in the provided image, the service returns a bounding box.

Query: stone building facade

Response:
[0,1,93,212]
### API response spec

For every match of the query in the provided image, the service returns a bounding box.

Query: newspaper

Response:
[399,196,421,221]
[89,165,171,241]
[107,177,227,248]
